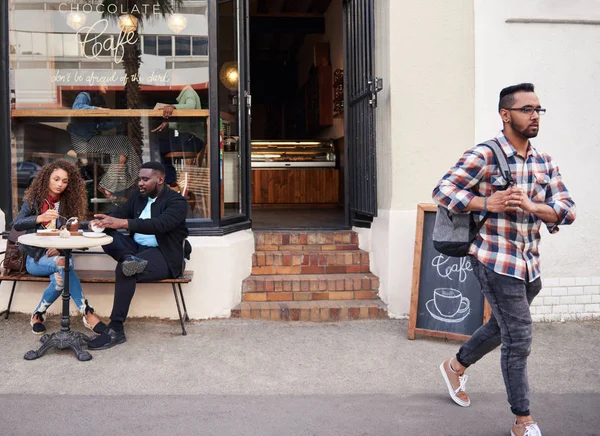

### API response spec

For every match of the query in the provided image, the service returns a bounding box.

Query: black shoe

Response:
[122,255,148,277]
[87,328,127,350]
[30,312,46,335]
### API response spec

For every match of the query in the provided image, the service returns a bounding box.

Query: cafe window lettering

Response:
[9,0,212,222]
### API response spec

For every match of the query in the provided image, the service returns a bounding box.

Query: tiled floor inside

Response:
[252,207,345,229]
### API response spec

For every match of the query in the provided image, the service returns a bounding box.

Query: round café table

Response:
[18,232,113,361]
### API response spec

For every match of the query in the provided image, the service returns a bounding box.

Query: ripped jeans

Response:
[26,254,87,316]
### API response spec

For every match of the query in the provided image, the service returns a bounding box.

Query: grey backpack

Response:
[433,139,514,257]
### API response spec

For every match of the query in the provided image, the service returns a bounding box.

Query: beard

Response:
[511,120,539,138]
[142,186,159,198]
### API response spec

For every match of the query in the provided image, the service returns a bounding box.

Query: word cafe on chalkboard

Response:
[408,204,491,341]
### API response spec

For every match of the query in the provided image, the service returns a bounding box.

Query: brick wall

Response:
[530,276,600,322]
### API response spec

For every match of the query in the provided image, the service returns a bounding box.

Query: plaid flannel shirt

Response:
[432,132,576,282]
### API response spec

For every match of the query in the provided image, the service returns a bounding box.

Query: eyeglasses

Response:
[505,106,546,116]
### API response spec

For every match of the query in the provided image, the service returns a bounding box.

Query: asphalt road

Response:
[1,317,598,435]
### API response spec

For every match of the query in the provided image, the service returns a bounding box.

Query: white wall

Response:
[474,0,600,279]
[370,0,475,317]
[0,232,254,320]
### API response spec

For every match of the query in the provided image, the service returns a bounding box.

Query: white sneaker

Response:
[511,421,542,436]
[439,358,471,407]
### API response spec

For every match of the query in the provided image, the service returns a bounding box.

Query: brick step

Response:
[231,299,388,321]
[243,273,379,294]
[255,230,359,251]
[252,250,370,275]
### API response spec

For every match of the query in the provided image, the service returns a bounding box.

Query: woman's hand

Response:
[46,248,60,257]
[96,107,111,111]
[152,122,169,133]
[36,209,59,224]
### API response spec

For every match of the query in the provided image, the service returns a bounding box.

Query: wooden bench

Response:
[0,269,193,335]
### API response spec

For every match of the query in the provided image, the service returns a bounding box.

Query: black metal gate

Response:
[343,0,382,226]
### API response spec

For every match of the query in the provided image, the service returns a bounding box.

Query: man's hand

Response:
[96,107,111,111]
[92,214,128,230]
[151,121,169,133]
[486,186,529,213]
[162,105,176,118]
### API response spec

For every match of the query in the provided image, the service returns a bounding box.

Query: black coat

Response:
[12,200,68,262]
[110,187,190,277]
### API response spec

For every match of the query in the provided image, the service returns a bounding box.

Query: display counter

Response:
[251,140,339,205]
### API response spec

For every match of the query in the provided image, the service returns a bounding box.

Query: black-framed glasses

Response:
[506,106,546,116]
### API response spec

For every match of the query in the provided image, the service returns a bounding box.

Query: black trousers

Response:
[102,230,172,329]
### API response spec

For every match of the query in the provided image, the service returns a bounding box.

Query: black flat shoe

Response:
[122,255,148,277]
[30,312,46,335]
[87,328,127,350]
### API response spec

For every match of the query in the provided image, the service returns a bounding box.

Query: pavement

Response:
[0,315,599,436]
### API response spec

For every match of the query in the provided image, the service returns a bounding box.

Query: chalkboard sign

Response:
[408,204,491,341]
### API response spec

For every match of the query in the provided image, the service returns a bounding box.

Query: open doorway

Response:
[249,0,346,229]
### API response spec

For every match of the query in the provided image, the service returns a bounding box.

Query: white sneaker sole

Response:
[511,427,542,436]
[439,362,471,407]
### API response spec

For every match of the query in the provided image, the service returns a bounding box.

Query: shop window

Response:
[8,1,212,224]
[48,34,64,57]
[143,35,157,55]
[175,36,191,56]
[16,32,33,55]
[80,34,114,58]
[192,37,208,56]
[157,36,172,57]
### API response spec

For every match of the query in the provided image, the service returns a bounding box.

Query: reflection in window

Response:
[175,36,191,56]
[9,6,212,221]
[17,32,32,55]
[158,36,172,56]
[48,34,63,57]
[192,37,208,56]
[80,34,114,58]
[143,35,157,55]
[32,33,47,56]
[63,34,79,57]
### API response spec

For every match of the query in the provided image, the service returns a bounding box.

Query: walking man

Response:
[433,83,576,436]
[87,161,190,350]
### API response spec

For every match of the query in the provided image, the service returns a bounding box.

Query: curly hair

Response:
[23,159,88,221]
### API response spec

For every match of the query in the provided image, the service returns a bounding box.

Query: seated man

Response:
[87,161,190,350]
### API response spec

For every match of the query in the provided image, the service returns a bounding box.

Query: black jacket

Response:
[12,200,67,262]
[110,187,190,277]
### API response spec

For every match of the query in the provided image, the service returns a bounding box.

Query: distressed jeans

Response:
[26,255,87,315]
[455,258,542,417]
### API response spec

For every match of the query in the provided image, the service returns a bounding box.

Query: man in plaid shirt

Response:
[433,83,576,436]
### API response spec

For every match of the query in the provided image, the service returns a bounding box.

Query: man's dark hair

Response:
[141,161,166,174]
[498,83,535,112]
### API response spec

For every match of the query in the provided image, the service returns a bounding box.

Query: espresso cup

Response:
[90,222,105,233]
[433,288,470,318]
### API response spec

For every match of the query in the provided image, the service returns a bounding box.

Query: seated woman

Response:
[66,84,141,199]
[12,160,102,335]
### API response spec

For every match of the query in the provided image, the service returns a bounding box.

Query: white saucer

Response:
[426,299,470,323]
[82,232,106,238]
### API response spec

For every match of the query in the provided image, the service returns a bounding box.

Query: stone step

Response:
[231,299,388,321]
[243,273,379,295]
[254,230,359,251]
[251,250,370,275]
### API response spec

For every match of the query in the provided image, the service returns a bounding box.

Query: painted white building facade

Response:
[2,0,599,321]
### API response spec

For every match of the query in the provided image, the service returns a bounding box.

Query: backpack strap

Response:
[479,139,514,187]
[470,139,515,237]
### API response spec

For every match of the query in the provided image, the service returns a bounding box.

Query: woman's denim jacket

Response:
[66,92,120,141]
[12,200,66,262]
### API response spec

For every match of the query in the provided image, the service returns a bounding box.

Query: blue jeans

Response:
[26,254,87,315]
[456,258,542,417]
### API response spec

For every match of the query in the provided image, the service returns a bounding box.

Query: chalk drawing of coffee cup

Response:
[433,288,470,318]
